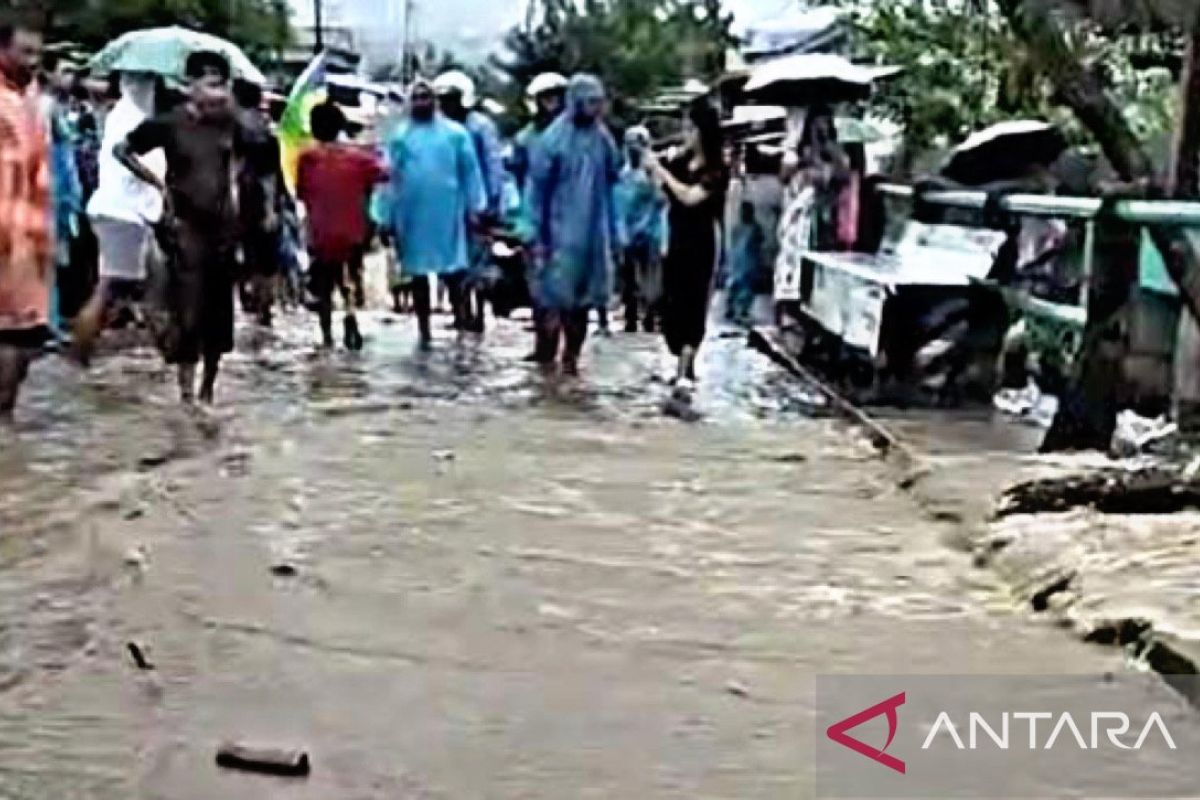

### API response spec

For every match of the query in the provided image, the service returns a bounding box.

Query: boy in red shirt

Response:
[296,101,385,349]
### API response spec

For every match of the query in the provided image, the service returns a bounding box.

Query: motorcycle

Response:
[465,226,532,331]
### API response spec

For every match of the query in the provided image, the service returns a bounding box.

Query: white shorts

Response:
[93,217,151,282]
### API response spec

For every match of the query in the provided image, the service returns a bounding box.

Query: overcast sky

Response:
[289,0,796,66]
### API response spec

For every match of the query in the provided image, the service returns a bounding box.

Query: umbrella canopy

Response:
[742,54,898,105]
[89,26,266,85]
[940,120,1068,185]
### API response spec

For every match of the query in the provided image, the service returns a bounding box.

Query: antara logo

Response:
[826,692,906,774]
[921,711,1177,751]
[826,692,1178,775]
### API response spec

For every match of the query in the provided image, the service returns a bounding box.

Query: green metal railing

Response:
[878,183,1200,226]
[874,183,1200,346]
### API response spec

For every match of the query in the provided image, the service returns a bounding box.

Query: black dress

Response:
[661,154,728,356]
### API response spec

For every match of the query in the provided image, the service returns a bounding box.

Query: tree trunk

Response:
[1167,30,1200,198]
[998,0,1200,449]
[1169,29,1200,434]
[1040,217,1139,452]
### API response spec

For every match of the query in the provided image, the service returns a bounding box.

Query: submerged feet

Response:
[343,315,364,352]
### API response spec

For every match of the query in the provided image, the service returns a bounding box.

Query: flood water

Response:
[0,282,1196,797]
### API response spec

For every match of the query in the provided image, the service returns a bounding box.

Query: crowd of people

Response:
[0,13,783,422]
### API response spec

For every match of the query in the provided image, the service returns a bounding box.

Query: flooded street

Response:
[0,297,1194,797]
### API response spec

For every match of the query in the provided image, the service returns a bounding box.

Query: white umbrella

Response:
[941,120,1068,185]
[89,26,266,85]
[743,54,899,105]
[952,119,1060,154]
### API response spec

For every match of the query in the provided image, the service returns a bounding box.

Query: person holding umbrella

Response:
[73,71,165,364]
[114,50,246,405]
[773,104,850,319]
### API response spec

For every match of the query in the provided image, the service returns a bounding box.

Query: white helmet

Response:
[526,72,568,99]
[432,70,477,108]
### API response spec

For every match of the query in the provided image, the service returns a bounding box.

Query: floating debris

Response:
[215,742,311,777]
[123,545,148,572]
[127,642,154,671]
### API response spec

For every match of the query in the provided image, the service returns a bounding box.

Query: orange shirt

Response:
[0,76,52,332]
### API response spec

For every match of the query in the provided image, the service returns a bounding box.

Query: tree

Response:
[27,0,292,62]
[833,0,1179,166]
[833,0,1200,449]
[985,0,1200,450]
[492,0,735,126]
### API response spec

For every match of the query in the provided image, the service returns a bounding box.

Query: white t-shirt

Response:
[87,97,166,225]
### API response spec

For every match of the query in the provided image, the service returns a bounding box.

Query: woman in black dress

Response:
[647,100,728,391]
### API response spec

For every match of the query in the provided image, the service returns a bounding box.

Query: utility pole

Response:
[313,0,324,53]
[402,0,416,82]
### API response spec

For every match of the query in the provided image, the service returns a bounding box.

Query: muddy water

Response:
[0,298,1193,797]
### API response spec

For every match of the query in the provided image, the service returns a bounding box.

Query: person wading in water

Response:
[115,51,245,404]
[646,99,730,397]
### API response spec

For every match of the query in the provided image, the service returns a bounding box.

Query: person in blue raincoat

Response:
[434,70,505,332]
[725,200,765,326]
[43,55,82,339]
[615,125,666,333]
[384,78,485,347]
[434,72,504,217]
[511,72,568,360]
[511,73,568,195]
[525,73,620,374]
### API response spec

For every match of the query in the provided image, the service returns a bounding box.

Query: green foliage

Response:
[834,0,1179,167]
[34,0,292,61]
[837,1,1068,156]
[493,0,735,125]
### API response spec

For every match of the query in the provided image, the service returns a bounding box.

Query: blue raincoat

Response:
[385,114,485,277]
[48,105,82,266]
[525,75,620,312]
[511,120,548,195]
[465,110,505,216]
[726,215,765,323]
[47,102,81,335]
[615,163,665,251]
